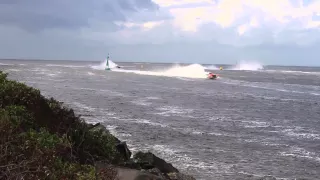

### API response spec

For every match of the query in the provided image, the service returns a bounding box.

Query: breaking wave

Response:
[205,65,219,70]
[90,59,119,70]
[45,64,86,68]
[91,60,212,79]
[229,60,264,71]
[115,64,209,79]
[204,61,263,71]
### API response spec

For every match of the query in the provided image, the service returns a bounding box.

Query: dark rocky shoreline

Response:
[89,123,196,180]
[0,70,195,180]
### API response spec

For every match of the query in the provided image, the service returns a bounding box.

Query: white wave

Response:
[131,96,160,106]
[90,59,119,70]
[82,116,108,124]
[282,128,320,140]
[265,70,320,76]
[45,79,67,82]
[154,105,195,118]
[34,70,61,77]
[98,89,128,97]
[105,125,133,139]
[146,144,233,179]
[6,69,20,72]
[45,64,85,68]
[280,146,320,163]
[145,96,160,100]
[133,119,168,128]
[117,133,132,137]
[239,120,271,128]
[228,60,264,71]
[181,128,206,135]
[221,80,320,96]
[0,63,14,66]
[105,125,117,132]
[47,73,59,77]
[117,64,211,79]
[77,87,128,97]
[175,77,195,81]
[205,65,219,70]
[46,64,85,68]
[91,59,212,79]
[133,62,149,65]
[115,118,168,128]
[208,132,224,136]
[131,99,152,106]
[87,72,95,76]
[30,68,50,72]
[120,66,136,68]
[72,102,96,112]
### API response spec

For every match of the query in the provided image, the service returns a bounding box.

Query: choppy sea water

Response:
[1,59,320,180]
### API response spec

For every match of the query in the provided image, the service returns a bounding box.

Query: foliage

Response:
[0,71,123,179]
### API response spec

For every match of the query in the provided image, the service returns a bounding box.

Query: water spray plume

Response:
[229,60,264,71]
[91,61,212,79]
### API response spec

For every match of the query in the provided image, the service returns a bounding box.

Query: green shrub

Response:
[0,71,125,179]
[0,105,118,179]
[69,123,122,164]
[0,71,8,83]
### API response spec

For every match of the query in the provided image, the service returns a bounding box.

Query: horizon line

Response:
[0,58,319,68]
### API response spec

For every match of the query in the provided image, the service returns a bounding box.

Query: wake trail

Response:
[91,59,119,70]
[205,61,264,71]
[229,60,264,71]
[90,60,214,79]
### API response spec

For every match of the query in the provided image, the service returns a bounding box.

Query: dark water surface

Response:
[1,59,320,180]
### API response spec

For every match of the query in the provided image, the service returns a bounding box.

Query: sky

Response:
[0,0,319,66]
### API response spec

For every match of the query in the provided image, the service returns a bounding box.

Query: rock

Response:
[116,141,132,161]
[167,172,196,180]
[89,123,132,161]
[88,122,101,129]
[116,167,164,180]
[121,159,142,170]
[95,164,165,180]
[143,168,167,179]
[89,123,115,138]
[94,163,118,180]
[133,152,179,174]
[89,124,195,179]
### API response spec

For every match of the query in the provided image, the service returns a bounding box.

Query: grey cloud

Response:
[107,42,320,66]
[117,0,159,11]
[0,25,111,60]
[0,0,159,32]
[1,23,320,66]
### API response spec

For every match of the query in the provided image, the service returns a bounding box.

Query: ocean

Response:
[1,59,320,180]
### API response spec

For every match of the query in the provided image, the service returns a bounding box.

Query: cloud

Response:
[152,0,320,37]
[0,0,159,31]
[88,0,320,46]
[0,0,320,66]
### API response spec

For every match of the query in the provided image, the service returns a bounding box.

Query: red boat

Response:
[207,72,218,80]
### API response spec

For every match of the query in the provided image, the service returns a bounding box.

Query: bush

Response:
[0,71,124,179]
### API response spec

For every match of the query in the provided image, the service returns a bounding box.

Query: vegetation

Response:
[0,71,123,179]
[0,71,196,180]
